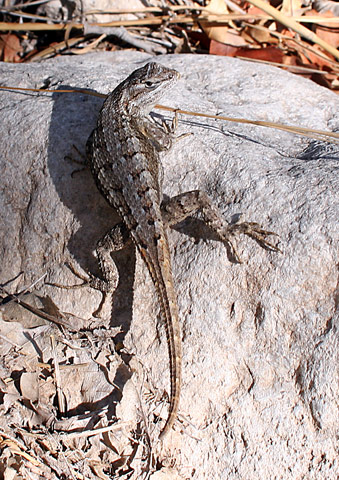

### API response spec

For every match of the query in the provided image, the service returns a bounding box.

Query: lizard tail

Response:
[158,274,182,439]
[138,234,182,439]
[157,272,182,439]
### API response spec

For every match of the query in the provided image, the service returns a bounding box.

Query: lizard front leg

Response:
[161,190,280,263]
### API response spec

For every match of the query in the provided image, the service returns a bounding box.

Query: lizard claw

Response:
[222,221,281,262]
[235,222,281,253]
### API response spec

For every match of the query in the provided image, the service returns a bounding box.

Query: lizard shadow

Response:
[47,85,136,422]
[47,86,136,338]
[176,117,299,159]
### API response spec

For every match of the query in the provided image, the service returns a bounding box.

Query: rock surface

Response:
[0,52,338,479]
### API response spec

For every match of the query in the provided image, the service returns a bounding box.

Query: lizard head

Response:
[118,62,180,115]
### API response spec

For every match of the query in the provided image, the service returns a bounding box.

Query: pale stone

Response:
[0,52,338,479]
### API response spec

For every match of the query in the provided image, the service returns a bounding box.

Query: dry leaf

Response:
[235,46,285,62]
[313,10,339,49]
[244,25,278,44]
[20,372,39,403]
[216,29,249,47]
[281,0,303,16]
[246,3,266,16]
[0,34,22,62]
[199,0,231,44]
[210,39,239,56]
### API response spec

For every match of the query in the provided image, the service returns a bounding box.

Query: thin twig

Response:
[0,85,337,143]
[235,56,333,74]
[245,0,339,59]
[58,422,131,439]
[29,36,87,61]
[156,105,339,144]
[51,334,65,414]
[0,0,51,11]
[1,11,339,32]
[241,21,339,69]
[0,286,75,329]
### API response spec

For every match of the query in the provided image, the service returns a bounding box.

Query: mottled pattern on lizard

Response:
[86,62,280,439]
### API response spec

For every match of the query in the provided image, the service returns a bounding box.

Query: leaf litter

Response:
[0,290,182,479]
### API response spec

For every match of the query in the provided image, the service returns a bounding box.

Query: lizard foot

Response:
[48,261,117,293]
[222,221,281,263]
[47,262,114,318]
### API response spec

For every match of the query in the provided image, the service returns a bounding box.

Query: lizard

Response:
[83,62,280,439]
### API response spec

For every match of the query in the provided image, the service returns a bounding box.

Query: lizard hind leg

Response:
[49,223,130,317]
[90,222,130,292]
[161,190,280,263]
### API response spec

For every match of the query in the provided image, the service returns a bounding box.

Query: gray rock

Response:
[0,52,338,479]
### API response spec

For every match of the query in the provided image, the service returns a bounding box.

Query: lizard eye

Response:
[144,80,156,89]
